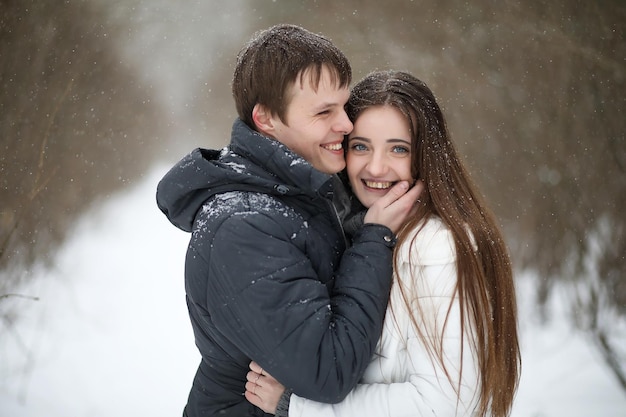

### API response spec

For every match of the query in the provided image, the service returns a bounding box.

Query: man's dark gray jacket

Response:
[156,119,396,416]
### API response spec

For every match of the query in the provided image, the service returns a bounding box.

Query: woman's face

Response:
[346,105,414,208]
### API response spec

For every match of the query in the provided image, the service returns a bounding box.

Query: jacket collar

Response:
[229,119,334,197]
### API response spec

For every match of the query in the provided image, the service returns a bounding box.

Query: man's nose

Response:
[335,110,353,135]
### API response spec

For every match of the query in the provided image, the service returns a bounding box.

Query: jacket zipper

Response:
[327,199,349,249]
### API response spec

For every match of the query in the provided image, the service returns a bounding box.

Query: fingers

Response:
[249,361,273,378]
[245,380,257,395]
[245,370,263,399]
[247,370,262,384]
[244,370,285,415]
[374,180,410,208]
[363,180,424,233]
[384,179,423,211]
[244,389,261,409]
[249,361,260,373]
[364,181,424,233]
[402,179,424,204]
[246,364,264,403]
[244,382,267,412]
[249,361,263,373]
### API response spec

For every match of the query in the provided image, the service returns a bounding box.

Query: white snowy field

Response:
[1,164,625,417]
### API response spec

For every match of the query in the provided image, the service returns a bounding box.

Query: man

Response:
[157,24,421,416]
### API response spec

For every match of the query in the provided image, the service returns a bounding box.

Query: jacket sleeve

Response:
[287,220,480,416]
[202,207,395,403]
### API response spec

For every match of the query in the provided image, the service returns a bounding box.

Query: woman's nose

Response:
[365,152,388,177]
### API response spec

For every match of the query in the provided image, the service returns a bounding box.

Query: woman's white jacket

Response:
[289,217,479,417]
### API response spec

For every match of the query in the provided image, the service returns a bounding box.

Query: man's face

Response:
[268,66,353,174]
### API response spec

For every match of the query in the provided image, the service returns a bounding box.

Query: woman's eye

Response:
[392,146,410,154]
[351,143,368,152]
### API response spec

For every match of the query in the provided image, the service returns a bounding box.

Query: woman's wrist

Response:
[274,388,292,417]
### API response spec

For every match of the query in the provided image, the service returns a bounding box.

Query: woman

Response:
[245,70,521,417]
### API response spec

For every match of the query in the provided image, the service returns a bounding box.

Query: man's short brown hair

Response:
[232,24,352,129]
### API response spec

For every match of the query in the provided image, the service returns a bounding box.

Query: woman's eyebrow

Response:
[348,136,371,142]
[349,137,410,145]
[387,138,411,145]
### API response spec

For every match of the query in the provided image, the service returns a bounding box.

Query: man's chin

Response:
[317,162,346,175]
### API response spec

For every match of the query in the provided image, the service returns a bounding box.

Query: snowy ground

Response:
[1,164,625,417]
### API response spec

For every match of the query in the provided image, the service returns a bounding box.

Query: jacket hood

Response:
[156,119,335,232]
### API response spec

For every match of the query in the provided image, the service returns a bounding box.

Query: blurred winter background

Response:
[1,1,624,415]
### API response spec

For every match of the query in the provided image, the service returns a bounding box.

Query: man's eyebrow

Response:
[313,101,343,110]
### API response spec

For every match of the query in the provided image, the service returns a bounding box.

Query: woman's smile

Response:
[346,105,413,208]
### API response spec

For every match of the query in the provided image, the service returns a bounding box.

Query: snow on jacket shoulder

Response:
[156,119,397,416]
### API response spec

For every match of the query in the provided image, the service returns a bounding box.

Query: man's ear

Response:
[252,104,276,138]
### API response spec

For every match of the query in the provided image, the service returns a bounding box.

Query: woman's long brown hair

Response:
[347,70,521,417]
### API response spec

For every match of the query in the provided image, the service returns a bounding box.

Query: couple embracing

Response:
[157,23,520,417]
